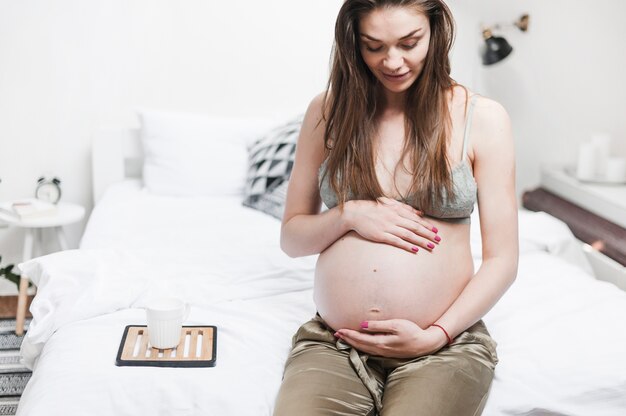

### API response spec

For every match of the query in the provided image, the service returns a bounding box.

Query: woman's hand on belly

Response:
[344,197,441,253]
[334,319,449,359]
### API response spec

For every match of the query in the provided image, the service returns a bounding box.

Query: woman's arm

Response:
[280,94,353,257]
[432,98,519,340]
[281,94,441,258]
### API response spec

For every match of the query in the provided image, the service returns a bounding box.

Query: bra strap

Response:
[461,95,478,161]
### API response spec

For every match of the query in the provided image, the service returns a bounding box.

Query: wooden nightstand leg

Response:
[15,276,29,336]
[16,228,35,336]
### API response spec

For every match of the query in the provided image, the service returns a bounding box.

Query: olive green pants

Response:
[274,315,498,416]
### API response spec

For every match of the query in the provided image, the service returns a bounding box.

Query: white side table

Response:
[0,202,85,335]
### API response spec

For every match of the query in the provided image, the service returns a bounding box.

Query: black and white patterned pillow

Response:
[242,115,303,219]
[243,180,289,220]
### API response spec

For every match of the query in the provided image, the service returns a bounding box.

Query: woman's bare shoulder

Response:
[451,86,508,117]
[469,95,511,138]
[306,91,330,121]
[299,92,329,145]
[469,95,513,164]
[472,94,508,117]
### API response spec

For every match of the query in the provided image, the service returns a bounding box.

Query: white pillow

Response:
[469,207,592,273]
[138,109,276,197]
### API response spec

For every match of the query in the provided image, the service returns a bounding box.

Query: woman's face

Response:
[358,6,431,95]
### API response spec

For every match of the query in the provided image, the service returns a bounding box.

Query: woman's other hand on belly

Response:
[344,197,441,253]
[334,319,448,358]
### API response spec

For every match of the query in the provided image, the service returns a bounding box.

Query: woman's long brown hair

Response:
[321,0,460,211]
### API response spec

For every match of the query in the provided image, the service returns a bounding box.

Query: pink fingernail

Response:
[411,246,419,252]
[427,243,435,249]
[432,227,438,233]
[434,235,441,242]
[334,332,340,338]
[360,321,369,329]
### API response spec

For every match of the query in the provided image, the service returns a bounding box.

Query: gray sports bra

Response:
[319,95,478,224]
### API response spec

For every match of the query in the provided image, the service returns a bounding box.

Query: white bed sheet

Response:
[17,181,626,415]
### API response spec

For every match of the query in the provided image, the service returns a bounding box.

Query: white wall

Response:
[1,0,625,293]
[0,0,341,293]
[453,0,626,196]
[0,0,342,293]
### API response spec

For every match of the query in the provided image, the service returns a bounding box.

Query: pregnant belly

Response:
[314,230,474,331]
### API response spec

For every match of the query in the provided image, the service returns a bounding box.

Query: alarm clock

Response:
[35,177,62,204]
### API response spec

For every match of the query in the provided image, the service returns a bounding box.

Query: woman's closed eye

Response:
[363,42,418,53]
[364,44,383,52]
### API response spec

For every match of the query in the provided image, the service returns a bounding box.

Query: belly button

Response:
[369,307,381,314]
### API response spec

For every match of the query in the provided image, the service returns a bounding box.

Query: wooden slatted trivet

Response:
[115,325,217,367]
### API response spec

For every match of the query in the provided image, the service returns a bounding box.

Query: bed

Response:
[16,110,626,415]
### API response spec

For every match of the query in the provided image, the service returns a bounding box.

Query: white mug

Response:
[145,297,190,349]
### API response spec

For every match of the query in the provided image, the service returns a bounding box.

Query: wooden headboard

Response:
[91,128,143,204]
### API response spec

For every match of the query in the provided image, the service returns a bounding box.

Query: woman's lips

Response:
[382,71,411,83]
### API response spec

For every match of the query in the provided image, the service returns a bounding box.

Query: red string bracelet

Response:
[432,324,452,345]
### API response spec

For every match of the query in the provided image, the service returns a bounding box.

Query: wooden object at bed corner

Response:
[522,188,626,266]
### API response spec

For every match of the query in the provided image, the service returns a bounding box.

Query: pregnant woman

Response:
[275,0,518,415]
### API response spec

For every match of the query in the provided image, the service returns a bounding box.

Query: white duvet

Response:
[17,182,626,415]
